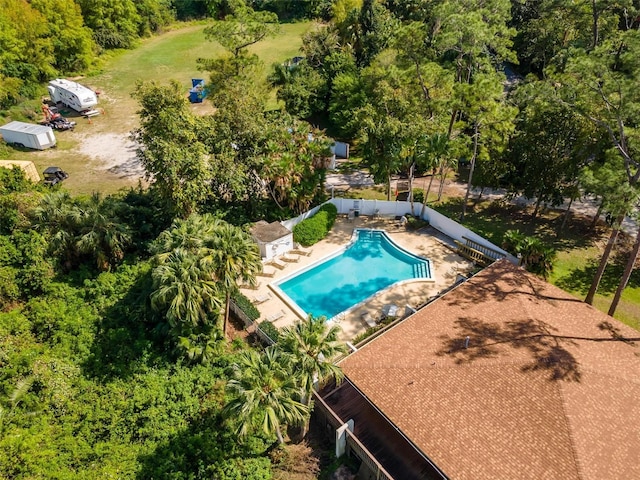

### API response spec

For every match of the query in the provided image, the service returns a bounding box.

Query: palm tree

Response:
[150,248,221,333]
[204,223,262,337]
[33,191,82,270]
[150,213,221,262]
[76,194,132,271]
[280,315,346,437]
[420,133,449,216]
[0,376,35,437]
[223,346,308,445]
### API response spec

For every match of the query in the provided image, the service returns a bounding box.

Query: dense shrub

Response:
[0,168,31,194]
[292,202,337,246]
[405,215,428,231]
[413,188,425,203]
[232,291,260,321]
[258,320,280,343]
[0,266,19,308]
[502,229,556,279]
[209,457,271,480]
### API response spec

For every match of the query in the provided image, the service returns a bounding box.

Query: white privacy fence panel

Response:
[278,199,515,263]
[328,198,513,260]
[281,203,323,231]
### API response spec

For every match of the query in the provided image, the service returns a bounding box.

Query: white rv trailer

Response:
[48,79,98,112]
[0,121,56,150]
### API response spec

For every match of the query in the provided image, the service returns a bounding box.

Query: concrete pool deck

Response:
[240,215,475,342]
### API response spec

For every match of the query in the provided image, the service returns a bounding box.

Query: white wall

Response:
[278,199,516,263]
[260,233,294,261]
[281,204,323,232]
[328,198,515,261]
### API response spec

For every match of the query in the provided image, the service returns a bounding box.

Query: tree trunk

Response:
[559,196,574,234]
[461,121,479,221]
[299,394,313,439]
[420,169,436,218]
[223,291,231,338]
[275,425,284,445]
[591,0,599,49]
[473,186,485,207]
[608,226,640,316]
[425,169,435,202]
[590,199,604,229]
[409,161,415,215]
[585,215,624,304]
[387,175,392,201]
[437,168,446,201]
[531,196,543,224]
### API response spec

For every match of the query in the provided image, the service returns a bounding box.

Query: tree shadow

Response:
[555,261,640,295]
[440,266,585,311]
[435,197,602,252]
[436,316,582,381]
[436,315,640,382]
[81,266,169,381]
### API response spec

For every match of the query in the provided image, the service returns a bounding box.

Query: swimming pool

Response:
[274,229,431,320]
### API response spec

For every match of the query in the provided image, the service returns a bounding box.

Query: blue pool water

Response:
[275,229,431,320]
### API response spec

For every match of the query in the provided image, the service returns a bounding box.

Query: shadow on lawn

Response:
[555,261,640,296]
[434,197,602,252]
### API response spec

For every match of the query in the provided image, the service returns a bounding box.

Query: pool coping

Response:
[268,228,435,323]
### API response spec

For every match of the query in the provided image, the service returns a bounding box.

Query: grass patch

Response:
[1,21,314,196]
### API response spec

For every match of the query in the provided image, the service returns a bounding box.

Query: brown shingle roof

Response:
[340,260,640,480]
[250,220,291,243]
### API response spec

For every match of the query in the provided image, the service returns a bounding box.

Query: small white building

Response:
[0,121,56,150]
[250,221,293,261]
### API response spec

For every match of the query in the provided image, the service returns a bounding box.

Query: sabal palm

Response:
[33,191,82,268]
[204,223,262,336]
[150,213,222,262]
[224,346,308,444]
[281,315,346,406]
[150,248,221,331]
[76,194,132,271]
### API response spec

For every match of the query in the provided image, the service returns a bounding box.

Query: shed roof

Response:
[340,260,640,480]
[250,220,291,243]
[0,121,52,135]
[0,160,40,182]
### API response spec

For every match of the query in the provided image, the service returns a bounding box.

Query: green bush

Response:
[232,291,260,321]
[405,215,428,231]
[258,321,280,343]
[209,457,272,480]
[501,229,555,279]
[0,266,19,308]
[413,189,425,203]
[292,202,338,246]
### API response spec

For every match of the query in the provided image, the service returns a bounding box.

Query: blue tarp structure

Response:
[189,79,208,103]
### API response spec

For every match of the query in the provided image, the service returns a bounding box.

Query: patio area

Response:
[239,214,475,342]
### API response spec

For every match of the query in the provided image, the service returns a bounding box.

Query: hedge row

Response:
[292,203,338,247]
[231,290,260,321]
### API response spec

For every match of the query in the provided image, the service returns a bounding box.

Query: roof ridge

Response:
[556,380,586,479]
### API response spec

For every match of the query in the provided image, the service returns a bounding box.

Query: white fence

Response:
[278,198,516,263]
[281,203,323,232]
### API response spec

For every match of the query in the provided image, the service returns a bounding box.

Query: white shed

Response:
[250,221,293,261]
[0,121,56,150]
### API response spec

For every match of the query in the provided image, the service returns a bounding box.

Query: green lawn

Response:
[0,21,315,195]
[432,197,640,330]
